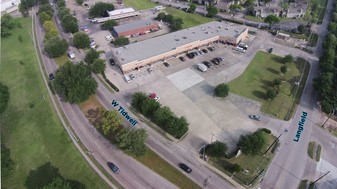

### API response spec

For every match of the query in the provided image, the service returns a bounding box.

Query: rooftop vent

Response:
[175,39,180,41]
[182,36,187,39]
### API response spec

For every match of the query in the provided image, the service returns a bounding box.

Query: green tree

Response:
[113,37,129,47]
[89,2,114,18]
[167,116,188,139]
[238,131,266,155]
[229,4,242,12]
[59,7,71,19]
[43,21,55,33]
[328,22,337,36]
[205,141,228,157]
[101,20,118,30]
[92,59,106,74]
[313,72,333,101]
[266,89,277,100]
[297,24,306,34]
[115,128,148,157]
[61,15,79,33]
[1,14,15,37]
[43,177,72,189]
[84,49,100,64]
[188,4,196,13]
[280,65,288,74]
[244,0,254,7]
[39,11,52,24]
[19,0,30,17]
[273,79,281,87]
[323,33,337,50]
[57,0,66,7]
[214,83,229,97]
[156,12,166,21]
[44,37,68,58]
[163,14,174,22]
[206,5,218,18]
[73,32,90,49]
[53,62,98,104]
[131,92,148,111]
[1,144,14,177]
[76,0,83,5]
[332,13,337,22]
[141,99,160,118]
[170,18,183,31]
[153,106,174,126]
[282,54,294,63]
[38,4,53,17]
[264,15,280,26]
[99,110,122,135]
[45,29,58,39]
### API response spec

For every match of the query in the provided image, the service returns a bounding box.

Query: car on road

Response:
[179,56,186,62]
[109,58,115,66]
[49,73,54,81]
[178,163,192,173]
[268,48,273,53]
[107,162,120,174]
[163,62,170,67]
[249,115,261,121]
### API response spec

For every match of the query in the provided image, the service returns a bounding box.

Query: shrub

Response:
[260,128,271,134]
[266,89,277,100]
[205,141,228,157]
[73,32,90,49]
[214,83,229,97]
[0,83,10,113]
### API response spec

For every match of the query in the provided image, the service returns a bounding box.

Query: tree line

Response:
[313,2,337,114]
[156,12,183,31]
[131,92,189,139]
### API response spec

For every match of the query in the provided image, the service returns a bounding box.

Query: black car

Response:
[49,73,55,81]
[203,61,211,68]
[107,162,120,174]
[163,62,170,67]
[179,56,186,62]
[212,58,220,65]
[207,47,214,52]
[201,49,208,53]
[186,53,194,59]
[109,59,115,66]
[178,163,192,173]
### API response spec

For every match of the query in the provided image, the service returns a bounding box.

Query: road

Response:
[34,8,179,189]
[259,0,337,188]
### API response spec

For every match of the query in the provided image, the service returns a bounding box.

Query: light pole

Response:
[321,108,336,128]
[210,133,215,144]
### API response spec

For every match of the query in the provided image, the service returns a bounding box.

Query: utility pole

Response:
[311,171,330,186]
[263,133,282,155]
[321,108,335,128]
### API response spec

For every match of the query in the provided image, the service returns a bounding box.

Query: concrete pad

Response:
[167,68,204,91]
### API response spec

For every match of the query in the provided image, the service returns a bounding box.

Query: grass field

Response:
[0,17,109,189]
[228,51,310,120]
[210,132,276,186]
[165,7,214,29]
[124,0,157,10]
[315,144,321,162]
[307,141,315,159]
[54,54,69,66]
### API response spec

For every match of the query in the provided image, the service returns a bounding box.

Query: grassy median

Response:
[124,0,157,10]
[0,17,109,189]
[228,51,310,120]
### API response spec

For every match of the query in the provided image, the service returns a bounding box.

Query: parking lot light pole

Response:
[321,108,336,128]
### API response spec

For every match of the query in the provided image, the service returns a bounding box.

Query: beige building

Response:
[112,21,249,73]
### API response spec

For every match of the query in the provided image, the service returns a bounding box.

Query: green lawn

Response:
[228,51,310,120]
[307,141,315,159]
[135,148,202,189]
[54,54,69,66]
[165,7,214,29]
[315,144,321,162]
[0,17,109,189]
[209,132,276,186]
[124,0,157,10]
[244,15,263,22]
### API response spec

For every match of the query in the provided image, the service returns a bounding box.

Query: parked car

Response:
[91,18,97,23]
[149,93,160,102]
[178,163,192,173]
[197,63,207,72]
[163,62,170,67]
[130,74,135,80]
[249,115,261,121]
[202,49,208,53]
[67,51,75,59]
[211,58,220,65]
[207,47,214,52]
[109,58,115,66]
[105,34,113,41]
[179,56,186,62]
[203,61,211,68]
[48,73,54,81]
[124,75,131,83]
[148,68,153,73]
[186,53,194,59]
[107,162,120,174]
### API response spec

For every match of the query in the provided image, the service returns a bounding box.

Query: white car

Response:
[105,34,113,41]
[91,18,97,23]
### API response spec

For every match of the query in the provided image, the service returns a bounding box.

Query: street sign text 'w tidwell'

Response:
[111,100,137,126]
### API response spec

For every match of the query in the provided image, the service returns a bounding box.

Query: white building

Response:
[1,0,20,15]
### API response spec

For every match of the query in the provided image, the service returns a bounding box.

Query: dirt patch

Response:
[78,95,104,116]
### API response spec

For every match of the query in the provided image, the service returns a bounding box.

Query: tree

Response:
[313,72,333,101]
[282,54,294,63]
[45,29,58,39]
[59,7,71,19]
[323,33,337,50]
[273,79,281,87]
[84,49,100,64]
[92,59,106,74]
[115,128,148,157]
[280,65,288,74]
[206,5,218,18]
[163,14,173,22]
[297,24,306,34]
[1,14,15,37]
[266,89,277,100]
[44,37,68,58]
[141,99,160,118]
[229,4,242,12]
[38,4,53,17]
[244,0,254,7]
[57,0,66,7]
[53,62,98,103]
[167,116,188,139]
[39,11,52,24]
[61,15,79,33]
[43,21,55,33]
[89,2,114,18]
[188,4,196,13]
[0,83,10,113]
[113,37,129,47]
[214,83,229,97]
[101,20,118,30]
[238,131,266,155]
[170,18,183,31]
[98,110,122,135]
[205,141,228,157]
[76,0,83,5]
[73,32,90,49]
[43,177,71,189]
[153,106,174,126]
[19,0,30,17]
[156,12,166,21]
[332,13,337,22]
[279,2,289,10]
[1,144,14,177]
[328,22,337,36]
[264,15,280,26]
[131,92,148,111]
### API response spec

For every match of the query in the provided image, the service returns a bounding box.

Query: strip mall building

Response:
[112,21,249,73]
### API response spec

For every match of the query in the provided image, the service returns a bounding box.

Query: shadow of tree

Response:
[252,90,266,100]
[67,179,86,189]
[271,56,283,63]
[266,67,280,75]
[25,162,61,189]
